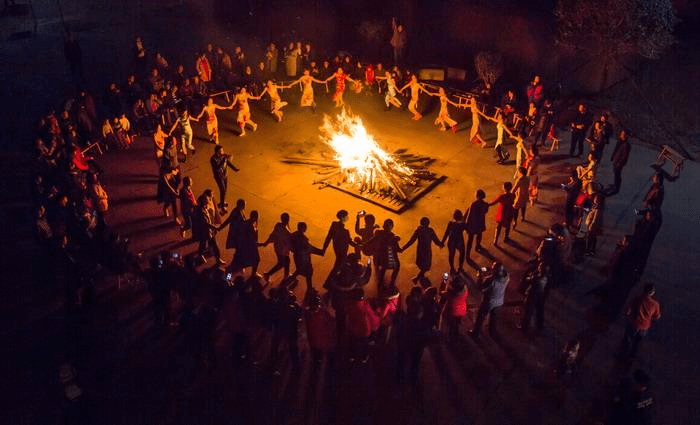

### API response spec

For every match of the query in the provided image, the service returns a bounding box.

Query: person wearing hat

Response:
[440,275,469,342]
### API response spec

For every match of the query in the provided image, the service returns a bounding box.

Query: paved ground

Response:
[1,1,699,424]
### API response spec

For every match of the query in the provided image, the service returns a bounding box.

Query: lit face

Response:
[304,70,310,76]
[207,98,213,106]
[578,104,586,113]
[411,75,417,82]
[240,88,247,95]
[533,75,540,84]
[439,88,445,95]
[337,68,343,74]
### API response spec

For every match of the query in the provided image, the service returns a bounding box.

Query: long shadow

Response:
[125,221,178,238]
[110,194,155,207]
[427,344,473,424]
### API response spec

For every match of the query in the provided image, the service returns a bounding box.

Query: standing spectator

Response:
[585,192,604,256]
[519,263,550,332]
[179,176,196,238]
[610,129,631,194]
[261,213,292,282]
[440,275,469,342]
[345,288,379,363]
[489,182,515,245]
[441,210,466,275]
[526,75,544,106]
[622,284,661,358]
[465,189,489,259]
[133,36,147,79]
[266,42,279,75]
[285,42,300,78]
[402,217,444,285]
[390,17,407,65]
[305,291,337,368]
[527,145,540,205]
[569,103,590,157]
[586,120,606,160]
[512,166,530,228]
[562,171,582,227]
[64,31,83,87]
[156,167,181,223]
[209,145,239,213]
[195,52,212,85]
[641,172,665,213]
[470,262,509,339]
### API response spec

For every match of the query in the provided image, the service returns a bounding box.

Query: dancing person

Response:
[512,166,530,228]
[399,74,426,120]
[441,210,467,275]
[465,189,489,259]
[470,261,509,339]
[366,219,402,288]
[209,145,240,213]
[325,68,357,108]
[220,199,247,253]
[293,70,324,113]
[167,108,199,160]
[322,210,357,281]
[229,87,261,136]
[231,210,260,276]
[290,222,324,291]
[610,129,631,194]
[465,97,487,147]
[427,87,459,132]
[402,217,444,285]
[192,191,225,265]
[260,212,292,283]
[376,71,402,110]
[260,80,292,122]
[196,97,228,144]
[489,182,515,245]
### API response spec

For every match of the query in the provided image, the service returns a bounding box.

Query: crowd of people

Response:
[36,19,669,424]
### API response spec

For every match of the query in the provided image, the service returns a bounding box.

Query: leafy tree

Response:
[474,51,503,86]
[555,0,679,60]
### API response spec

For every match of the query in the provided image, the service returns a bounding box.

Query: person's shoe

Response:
[239,131,246,137]
[217,258,226,266]
[164,210,170,218]
[504,237,513,244]
[180,229,187,239]
[439,126,446,132]
[252,123,258,132]
[174,217,182,225]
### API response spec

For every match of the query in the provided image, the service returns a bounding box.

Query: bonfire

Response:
[282,109,443,212]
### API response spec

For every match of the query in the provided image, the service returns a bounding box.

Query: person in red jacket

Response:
[305,291,337,368]
[440,275,469,342]
[489,181,515,245]
[345,288,380,363]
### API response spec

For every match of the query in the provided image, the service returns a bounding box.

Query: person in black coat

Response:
[610,129,631,194]
[322,210,357,278]
[464,189,489,259]
[210,145,239,212]
[402,217,444,285]
[219,198,247,251]
[569,103,590,157]
[192,191,224,265]
[290,222,324,291]
[441,210,466,275]
[365,219,402,288]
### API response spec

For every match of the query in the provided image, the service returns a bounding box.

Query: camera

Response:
[358,210,366,216]
[480,266,488,272]
[225,272,233,281]
[171,252,180,259]
[443,272,450,280]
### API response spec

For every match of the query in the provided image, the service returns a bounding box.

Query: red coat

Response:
[345,300,380,338]
[305,308,336,351]
[445,288,469,317]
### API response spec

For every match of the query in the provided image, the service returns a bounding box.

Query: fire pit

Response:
[282,109,446,213]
